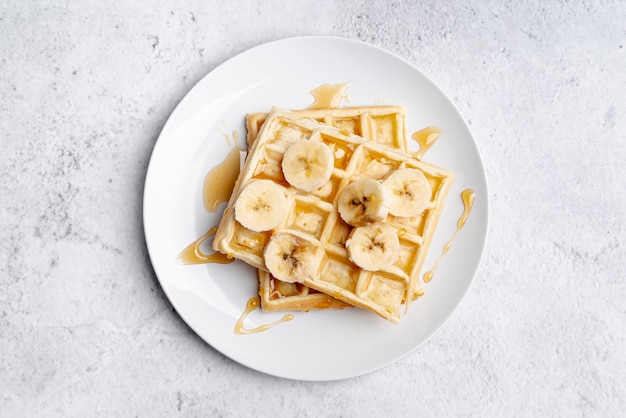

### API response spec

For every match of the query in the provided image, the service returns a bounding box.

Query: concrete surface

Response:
[1,0,624,416]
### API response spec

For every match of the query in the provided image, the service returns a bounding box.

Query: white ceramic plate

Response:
[143,36,488,381]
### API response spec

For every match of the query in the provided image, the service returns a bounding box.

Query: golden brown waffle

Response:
[259,278,350,311]
[246,107,408,152]
[247,107,408,312]
[213,109,453,323]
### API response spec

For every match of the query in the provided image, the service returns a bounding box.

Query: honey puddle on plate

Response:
[203,146,241,212]
[411,126,442,159]
[179,141,241,265]
[307,82,350,109]
[423,189,476,283]
[234,297,294,334]
[178,225,234,265]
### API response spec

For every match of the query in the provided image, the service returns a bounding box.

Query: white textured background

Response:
[1,1,625,416]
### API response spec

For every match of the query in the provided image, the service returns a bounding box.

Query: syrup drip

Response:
[203,146,241,212]
[178,226,234,265]
[308,82,350,109]
[424,189,476,283]
[234,297,294,334]
[220,129,240,148]
[411,126,442,159]
[222,131,232,147]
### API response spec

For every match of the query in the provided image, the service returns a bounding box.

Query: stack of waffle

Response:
[213,107,453,323]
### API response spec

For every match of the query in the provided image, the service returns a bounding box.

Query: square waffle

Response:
[213,109,454,323]
[246,107,408,312]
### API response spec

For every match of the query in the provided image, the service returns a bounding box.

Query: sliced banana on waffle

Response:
[264,232,324,283]
[282,139,334,191]
[383,168,432,217]
[337,178,390,226]
[346,223,400,271]
[234,179,288,232]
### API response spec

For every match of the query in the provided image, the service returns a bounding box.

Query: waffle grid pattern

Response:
[247,107,407,312]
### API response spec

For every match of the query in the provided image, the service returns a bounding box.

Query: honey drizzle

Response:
[178,226,234,265]
[308,82,350,109]
[203,146,241,212]
[423,189,476,283]
[223,131,232,147]
[411,126,442,159]
[234,297,294,334]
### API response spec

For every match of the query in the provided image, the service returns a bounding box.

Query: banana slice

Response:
[234,180,288,232]
[382,168,432,217]
[281,139,334,191]
[337,179,390,226]
[346,223,400,271]
[264,232,324,283]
